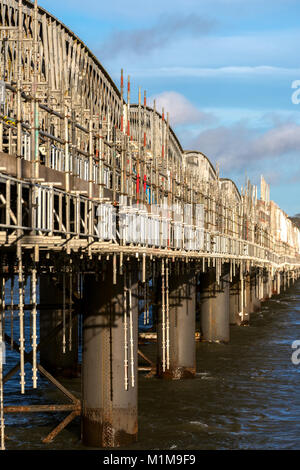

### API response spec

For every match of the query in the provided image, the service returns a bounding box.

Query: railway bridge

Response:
[0,0,299,449]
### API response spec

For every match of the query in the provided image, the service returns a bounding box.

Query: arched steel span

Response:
[184,150,217,180]
[130,104,184,167]
[220,178,241,202]
[0,0,122,129]
[0,0,215,180]
[12,0,121,95]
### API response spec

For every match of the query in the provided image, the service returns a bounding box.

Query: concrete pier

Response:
[250,274,261,312]
[82,262,139,447]
[200,268,230,343]
[244,273,252,320]
[263,272,270,300]
[39,275,78,377]
[229,276,241,325]
[239,271,262,322]
[157,268,196,379]
[275,272,281,295]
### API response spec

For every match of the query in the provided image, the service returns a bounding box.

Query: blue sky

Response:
[39,0,300,215]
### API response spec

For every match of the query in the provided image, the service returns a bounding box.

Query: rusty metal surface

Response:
[138,349,153,366]
[37,365,80,405]
[42,410,81,444]
[4,404,80,413]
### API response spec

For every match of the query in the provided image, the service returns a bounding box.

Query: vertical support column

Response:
[32,0,39,180]
[263,270,269,300]
[16,0,23,180]
[31,265,38,389]
[39,275,78,377]
[283,271,287,291]
[271,273,276,295]
[157,264,196,379]
[18,253,25,394]
[82,260,138,447]
[0,269,5,449]
[268,270,273,298]
[257,269,263,300]
[276,271,281,295]
[244,273,252,319]
[250,271,261,312]
[238,264,250,325]
[229,275,240,325]
[199,267,230,342]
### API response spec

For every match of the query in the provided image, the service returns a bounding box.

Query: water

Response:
[3,280,300,450]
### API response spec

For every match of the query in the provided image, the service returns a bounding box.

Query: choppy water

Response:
[3,280,300,450]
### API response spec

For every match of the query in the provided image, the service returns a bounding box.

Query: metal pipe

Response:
[31,266,38,388]
[128,271,135,388]
[161,258,166,372]
[62,272,66,354]
[10,275,14,350]
[18,255,25,394]
[166,258,170,370]
[0,271,4,450]
[124,271,128,391]
[69,272,73,352]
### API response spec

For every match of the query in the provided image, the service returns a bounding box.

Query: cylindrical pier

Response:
[250,273,261,312]
[263,272,270,300]
[199,268,230,343]
[229,275,240,325]
[82,261,138,448]
[244,273,252,320]
[157,269,196,379]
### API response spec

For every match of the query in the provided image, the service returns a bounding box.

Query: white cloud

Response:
[131,65,300,79]
[149,91,214,126]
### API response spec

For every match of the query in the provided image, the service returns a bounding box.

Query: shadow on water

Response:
[4,280,300,449]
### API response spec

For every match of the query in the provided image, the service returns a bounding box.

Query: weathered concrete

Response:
[199,268,230,343]
[82,261,138,448]
[250,274,261,312]
[263,273,270,300]
[283,271,287,291]
[39,275,78,377]
[275,272,281,295]
[157,269,196,379]
[229,276,241,325]
[244,273,252,320]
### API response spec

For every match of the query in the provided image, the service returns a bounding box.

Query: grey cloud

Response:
[252,124,300,157]
[97,14,215,59]
[189,122,300,173]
